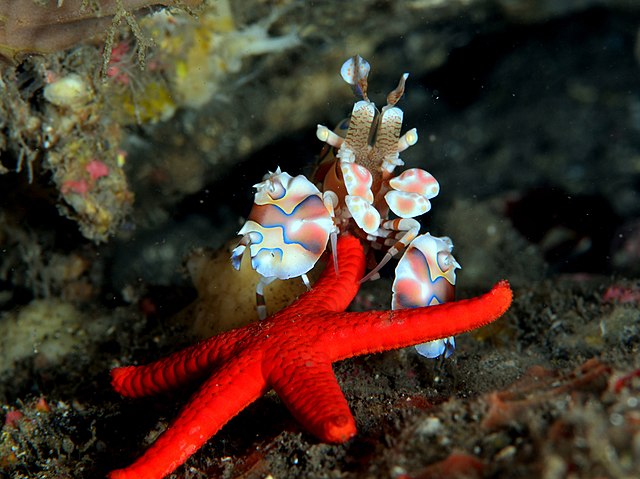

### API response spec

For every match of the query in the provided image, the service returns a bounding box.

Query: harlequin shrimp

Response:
[314,55,440,283]
[232,55,462,358]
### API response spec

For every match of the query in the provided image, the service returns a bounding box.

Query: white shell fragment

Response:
[43,73,94,109]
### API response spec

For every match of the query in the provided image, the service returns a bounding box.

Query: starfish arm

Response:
[108,355,268,479]
[267,348,356,443]
[289,234,365,314]
[111,328,249,398]
[326,280,513,361]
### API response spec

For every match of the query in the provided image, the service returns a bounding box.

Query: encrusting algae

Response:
[0,0,299,242]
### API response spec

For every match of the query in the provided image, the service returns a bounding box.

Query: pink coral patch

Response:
[603,285,640,305]
[61,179,89,196]
[4,410,24,428]
[86,159,109,180]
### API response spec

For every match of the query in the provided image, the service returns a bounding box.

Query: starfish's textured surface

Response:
[108,234,512,479]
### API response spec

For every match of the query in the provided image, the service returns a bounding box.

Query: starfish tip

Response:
[322,414,357,443]
[106,470,126,479]
[492,280,513,313]
[110,366,137,397]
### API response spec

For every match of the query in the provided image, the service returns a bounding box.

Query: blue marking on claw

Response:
[258,196,328,253]
[230,247,243,270]
[231,232,264,270]
[415,337,455,359]
[251,247,284,276]
[394,276,451,309]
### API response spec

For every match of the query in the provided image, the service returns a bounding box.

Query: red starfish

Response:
[108,234,512,479]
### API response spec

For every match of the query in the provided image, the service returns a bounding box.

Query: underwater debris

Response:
[0,62,45,182]
[45,132,133,242]
[0,397,98,476]
[31,50,133,242]
[0,44,135,242]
